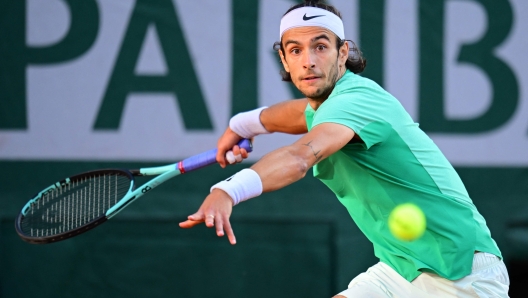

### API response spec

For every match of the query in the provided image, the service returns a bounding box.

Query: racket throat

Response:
[106,169,181,218]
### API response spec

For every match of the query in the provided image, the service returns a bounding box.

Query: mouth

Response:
[302,75,321,82]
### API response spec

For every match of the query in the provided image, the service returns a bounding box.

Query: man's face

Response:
[280,27,348,101]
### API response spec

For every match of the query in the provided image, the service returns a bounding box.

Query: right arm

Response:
[260,98,308,134]
[216,99,308,167]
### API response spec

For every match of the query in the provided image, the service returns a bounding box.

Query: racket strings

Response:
[20,173,132,237]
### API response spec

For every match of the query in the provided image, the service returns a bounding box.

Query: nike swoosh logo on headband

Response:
[303,13,324,21]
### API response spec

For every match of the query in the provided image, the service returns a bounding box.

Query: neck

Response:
[307,97,325,110]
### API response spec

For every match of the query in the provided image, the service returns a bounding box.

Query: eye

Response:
[316,44,327,51]
[290,48,301,55]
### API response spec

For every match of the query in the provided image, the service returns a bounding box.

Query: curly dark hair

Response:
[274,0,367,82]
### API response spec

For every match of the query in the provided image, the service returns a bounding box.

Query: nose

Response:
[302,51,316,69]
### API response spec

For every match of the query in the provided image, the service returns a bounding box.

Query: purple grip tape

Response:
[180,139,253,173]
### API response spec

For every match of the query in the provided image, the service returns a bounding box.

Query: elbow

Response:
[287,146,311,179]
[297,156,310,177]
[293,157,309,180]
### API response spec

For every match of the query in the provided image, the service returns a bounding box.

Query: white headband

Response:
[279,7,345,40]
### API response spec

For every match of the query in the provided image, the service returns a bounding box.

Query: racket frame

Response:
[15,169,135,244]
[15,139,252,244]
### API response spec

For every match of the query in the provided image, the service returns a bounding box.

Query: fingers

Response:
[217,143,233,168]
[223,220,237,245]
[179,211,204,228]
[216,127,243,168]
[216,149,227,168]
[205,214,215,228]
[225,145,249,165]
[179,192,236,244]
[240,148,248,159]
[213,215,225,237]
[211,214,237,245]
[179,219,203,229]
[180,213,236,245]
[226,150,236,164]
[178,213,217,229]
[232,145,243,163]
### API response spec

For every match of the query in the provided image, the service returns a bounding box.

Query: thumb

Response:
[216,149,227,168]
[188,210,204,221]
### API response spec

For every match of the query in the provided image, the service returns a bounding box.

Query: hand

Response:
[179,189,237,245]
[216,127,250,168]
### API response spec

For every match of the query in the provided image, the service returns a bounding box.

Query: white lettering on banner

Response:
[385,0,418,122]
[421,0,528,166]
[0,0,527,166]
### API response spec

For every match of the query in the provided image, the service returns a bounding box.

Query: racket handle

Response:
[180,139,253,172]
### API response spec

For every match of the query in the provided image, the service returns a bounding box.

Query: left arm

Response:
[179,122,355,244]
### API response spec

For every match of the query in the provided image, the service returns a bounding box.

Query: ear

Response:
[338,40,349,66]
[279,49,290,73]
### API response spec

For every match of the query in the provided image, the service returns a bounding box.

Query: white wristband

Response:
[210,169,263,206]
[229,107,270,139]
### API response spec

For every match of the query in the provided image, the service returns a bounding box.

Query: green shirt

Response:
[305,70,501,281]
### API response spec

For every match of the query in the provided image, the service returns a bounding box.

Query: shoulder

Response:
[333,73,388,99]
[319,75,391,113]
[313,72,413,130]
[336,71,381,90]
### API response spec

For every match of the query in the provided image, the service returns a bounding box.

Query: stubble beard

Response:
[295,60,340,102]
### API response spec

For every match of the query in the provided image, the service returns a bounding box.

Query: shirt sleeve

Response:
[311,88,393,149]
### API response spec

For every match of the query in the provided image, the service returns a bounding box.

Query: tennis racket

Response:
[15,139,252,244]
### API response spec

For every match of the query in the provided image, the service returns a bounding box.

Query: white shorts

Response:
[337,252,510,298]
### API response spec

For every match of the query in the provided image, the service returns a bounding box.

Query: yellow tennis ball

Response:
[388,203,426,241]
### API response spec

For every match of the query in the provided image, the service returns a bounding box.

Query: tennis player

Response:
[179,1,510,296]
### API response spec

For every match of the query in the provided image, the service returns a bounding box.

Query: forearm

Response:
[214,123,354,205]
[251,144,311,192]
[260,99,308,134]
[179,144,311,245]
